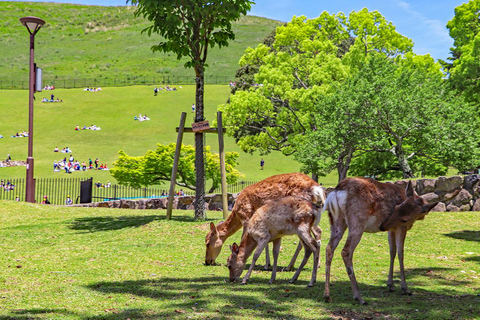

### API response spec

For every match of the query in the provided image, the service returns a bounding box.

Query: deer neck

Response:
[216,211,243,240]
[237,234,257,265]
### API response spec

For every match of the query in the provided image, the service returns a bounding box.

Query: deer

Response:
[323,177,438,305]
[227,196,321,286]
[205,172,325,270]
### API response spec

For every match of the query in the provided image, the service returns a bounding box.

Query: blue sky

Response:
[6,0,469,61]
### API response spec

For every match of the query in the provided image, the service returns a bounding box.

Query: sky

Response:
[5,0,470,61]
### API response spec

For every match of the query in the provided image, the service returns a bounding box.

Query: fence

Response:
[0,177,257,205]
[0,75,231,90]
[0,177,195,205]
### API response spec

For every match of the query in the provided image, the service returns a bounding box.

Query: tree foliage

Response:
[111,143,244,193]
[303,54,479,181]
[220,10,414,178]
[446,0,480,105]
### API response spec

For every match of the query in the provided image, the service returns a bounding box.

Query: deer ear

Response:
[210,222,218,234]
[405,180,414,198]
[231,243,239,254]
[422,202,438,213]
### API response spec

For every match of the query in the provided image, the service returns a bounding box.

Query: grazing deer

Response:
[227,196,321,286]
[205,172,325,269]
[323,177,437,305]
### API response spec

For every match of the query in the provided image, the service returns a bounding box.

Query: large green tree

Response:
[220,10,412,179]
[305,54,478,181]
[111,143,244,193]
[129,0,252,219]
[446,0,480,106]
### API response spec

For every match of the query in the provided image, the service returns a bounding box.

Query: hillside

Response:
[0,1,283,84]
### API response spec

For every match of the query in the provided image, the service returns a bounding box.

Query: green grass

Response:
[0,85,341,189]
[0,201,478,319]
[0,2,283,83]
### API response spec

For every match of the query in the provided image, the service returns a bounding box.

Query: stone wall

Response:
[73,174,480,212]
[393,174,480,212]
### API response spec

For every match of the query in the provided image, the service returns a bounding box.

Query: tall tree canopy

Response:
[219,9,413,179]
[446,0,480,106]
[302,54,478,181]
[129,0,252,219]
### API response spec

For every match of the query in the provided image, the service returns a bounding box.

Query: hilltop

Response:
[0,1,283,83]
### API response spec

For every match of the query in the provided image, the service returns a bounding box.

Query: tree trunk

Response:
[194,68,206,220]
[396,148,414,179]
[337,147,355,182]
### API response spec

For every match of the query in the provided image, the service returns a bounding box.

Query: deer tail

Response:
[311,185,326,205]
[322,190,345,222]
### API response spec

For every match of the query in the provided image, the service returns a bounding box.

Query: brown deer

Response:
[205,172,325,269]
[323,177,437,305]
[227,196,321,286]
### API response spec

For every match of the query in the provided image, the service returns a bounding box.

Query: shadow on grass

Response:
[67,214,195,233]
[82,269,479,320]
[0,308,74,319]
[444,230,480,242]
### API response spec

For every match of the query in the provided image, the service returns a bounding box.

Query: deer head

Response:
[226,243,244,282]
[379,181,438,231]
[205,222,223,265]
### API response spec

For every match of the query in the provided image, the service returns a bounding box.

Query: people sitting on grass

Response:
[42,195,51,204]
[83,87,102,92]
[11,131,28,138]
[53,156,106,174]
[1,180,15,191]
[43,85,55,90]
[61,147,72,153]
[53,146,59,152]
[77,124,101,130]
[135,114,150,122]
[65,195,73,205]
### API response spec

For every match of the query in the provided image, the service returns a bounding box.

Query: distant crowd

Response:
[75,125,101,131]
[53,154,109,174]
[83,87,102,92]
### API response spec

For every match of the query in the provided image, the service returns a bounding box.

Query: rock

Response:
[422,192,441,204]
[415,179,436,195]
[473,199,480,211]
[444,189,461,202]
[463,174,479,194]
[451,189,473,207]
[435,176,463,194]
[446,204,460,212]
[431,202,446,212]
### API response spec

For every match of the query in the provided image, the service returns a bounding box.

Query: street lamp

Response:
[20,16,45,203]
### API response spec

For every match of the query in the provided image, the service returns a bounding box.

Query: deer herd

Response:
[205,172,438,305]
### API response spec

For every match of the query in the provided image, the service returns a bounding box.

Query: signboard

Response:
[191,120,210,132]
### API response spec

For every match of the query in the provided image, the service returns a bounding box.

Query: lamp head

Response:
[20,16,45,35]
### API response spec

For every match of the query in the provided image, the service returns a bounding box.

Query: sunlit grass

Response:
[0,201,478,319]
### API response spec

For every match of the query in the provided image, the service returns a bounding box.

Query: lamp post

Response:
[20,16,45,203]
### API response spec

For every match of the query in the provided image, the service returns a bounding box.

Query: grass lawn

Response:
[0,201,478,319]
[0,85,340,190]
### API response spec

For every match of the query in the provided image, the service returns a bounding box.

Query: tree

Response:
[446,0,480,106]
[129,0,252,219]
[220,10,413,178]
[308,54,479,181]
[110,143,244,193]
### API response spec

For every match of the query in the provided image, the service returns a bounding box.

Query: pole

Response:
[166,112,187,219]
[25,33,35,203]
[217,112,229,219]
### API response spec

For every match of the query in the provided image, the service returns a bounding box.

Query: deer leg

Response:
[341,231,367,305]
[387,230,397,292]
[296,229,320,287]
[285,242,302,271]
[324,222,346,303]
[269,238,281,284]
[396,228,411,295]
[264,243,270,270]
[242,239,268,285]
[289,239,312,284]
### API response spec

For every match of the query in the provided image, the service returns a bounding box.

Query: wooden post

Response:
[166,112,187,220]
[217,111,229,219]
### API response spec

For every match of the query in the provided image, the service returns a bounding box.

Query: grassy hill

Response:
[0,85,333,188]
[0,1,283,83]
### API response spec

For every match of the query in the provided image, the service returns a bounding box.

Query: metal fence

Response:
[0,177,195,205]
[0,177,259,205]
[0,75,231,90]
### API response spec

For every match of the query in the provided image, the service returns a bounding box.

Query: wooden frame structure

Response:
[166,111,228,219]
